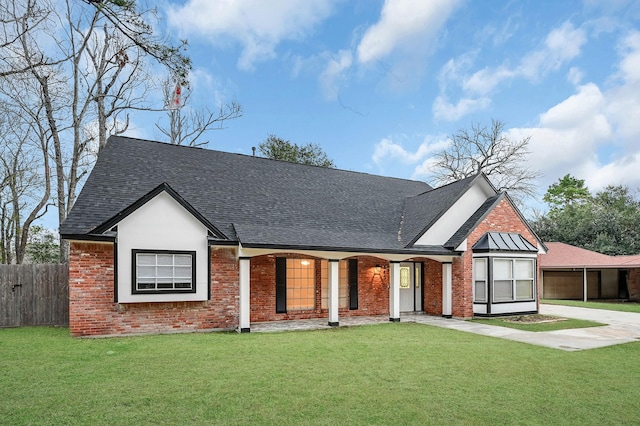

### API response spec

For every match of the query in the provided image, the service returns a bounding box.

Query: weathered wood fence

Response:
[0,264,68,327]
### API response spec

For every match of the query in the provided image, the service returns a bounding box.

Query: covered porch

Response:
[233,245,457,333]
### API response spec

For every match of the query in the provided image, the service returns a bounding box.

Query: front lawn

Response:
[542,299,640,313]
[1,325,639,425]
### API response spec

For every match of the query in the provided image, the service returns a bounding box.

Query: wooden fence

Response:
[0,264,68,327]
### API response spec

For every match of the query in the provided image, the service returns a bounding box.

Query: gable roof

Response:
[540,242,640,268]
[399,175,479,247]
[61,136,538,256]
[444,193,503,249]
[92,182,226,239]
[61,136,450,253]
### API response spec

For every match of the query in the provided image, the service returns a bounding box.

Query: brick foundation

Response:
[69,242,238,336]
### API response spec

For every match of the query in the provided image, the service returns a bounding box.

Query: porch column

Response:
[389,261,400,322]
[328,259,339,327]
[583,267,588,302]
[442,262,452,318]
[239,257,251,333]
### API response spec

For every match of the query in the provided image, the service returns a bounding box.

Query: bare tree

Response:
[430,119,540,203]
[1,0,192,262]
[0,96,51,264]
[0,0,60,78]
[155,78,242,147]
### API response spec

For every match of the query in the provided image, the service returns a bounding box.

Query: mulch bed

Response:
[502,314,566,324]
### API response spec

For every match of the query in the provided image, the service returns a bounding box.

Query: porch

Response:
[251,312,435,333]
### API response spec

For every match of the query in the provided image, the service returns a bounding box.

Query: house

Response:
[540,242,640,301]
[60,136,546,336]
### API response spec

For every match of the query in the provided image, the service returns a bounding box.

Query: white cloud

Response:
[319,50,353,100]
[398,28,640,194]
[567,67,584,85]
[167,0,337,70]
[616,31,640,84]
[432,96,491,121]
[356,0,461,64]
[517,22,587,80]
[435,21,587,122]
[372,136,449,179]
[506,69,640,194]
[462,66,514,95]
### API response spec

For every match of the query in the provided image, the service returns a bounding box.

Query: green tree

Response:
[258,135,335,167]
[542,174,590,210]
[25,226,60,264]
[533,182,640,255]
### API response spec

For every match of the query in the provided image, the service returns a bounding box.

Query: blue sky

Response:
[121,0,640,216]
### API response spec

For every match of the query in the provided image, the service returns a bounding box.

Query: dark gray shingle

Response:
[62,136,460,253]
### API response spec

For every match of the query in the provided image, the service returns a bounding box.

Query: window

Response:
[133,250,196,294]
[321,260,348,309]
[400,266,411,288]
[473,257,535,303]
[492,258,535,302]
[473,258,487,302]
[286,259,315,310]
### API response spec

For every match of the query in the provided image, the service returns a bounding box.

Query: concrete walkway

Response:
[252,305,640,351]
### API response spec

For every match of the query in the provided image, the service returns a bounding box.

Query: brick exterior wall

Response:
[69,242,238,336]
[416,259,443,316]
[452,197,540,318]
[627,269,640,301]
[68,196,537,335]
[249,254,390,322]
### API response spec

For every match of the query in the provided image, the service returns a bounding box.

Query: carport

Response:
[540,242,640,301]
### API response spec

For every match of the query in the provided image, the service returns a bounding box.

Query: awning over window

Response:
[472,232,538,253]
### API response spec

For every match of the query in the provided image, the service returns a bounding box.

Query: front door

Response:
[399,263,422,312]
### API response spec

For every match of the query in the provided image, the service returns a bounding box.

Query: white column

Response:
[389,261,400,322]
[239,257,251,333]
[583,267,588,302]
[442,262,452,317]
[328,259,339,327]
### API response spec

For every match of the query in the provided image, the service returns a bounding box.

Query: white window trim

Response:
[132,249,197,294]
[472,254,537,304]
[473,258,488,303]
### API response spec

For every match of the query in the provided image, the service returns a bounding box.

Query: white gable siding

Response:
[117,191,209,303]
[414,178,495,246]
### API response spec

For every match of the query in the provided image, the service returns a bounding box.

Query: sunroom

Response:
[472,232,538,316]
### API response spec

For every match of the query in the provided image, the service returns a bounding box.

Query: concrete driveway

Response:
[408,304,640,351]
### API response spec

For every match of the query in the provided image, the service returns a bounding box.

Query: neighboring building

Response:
[540,242,640,301]
[60,136,546,336]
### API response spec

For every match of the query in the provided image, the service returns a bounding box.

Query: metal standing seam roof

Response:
[471,232,538,252]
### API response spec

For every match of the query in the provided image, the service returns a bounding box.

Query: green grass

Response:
[1,325,640,425]
[470,316,605,332]
[542,299,640,313]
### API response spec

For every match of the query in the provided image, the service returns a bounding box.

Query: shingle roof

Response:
[399,175,478,247]
[540,242,640,268]
[61,136,464,254]
[444,193,503,249]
